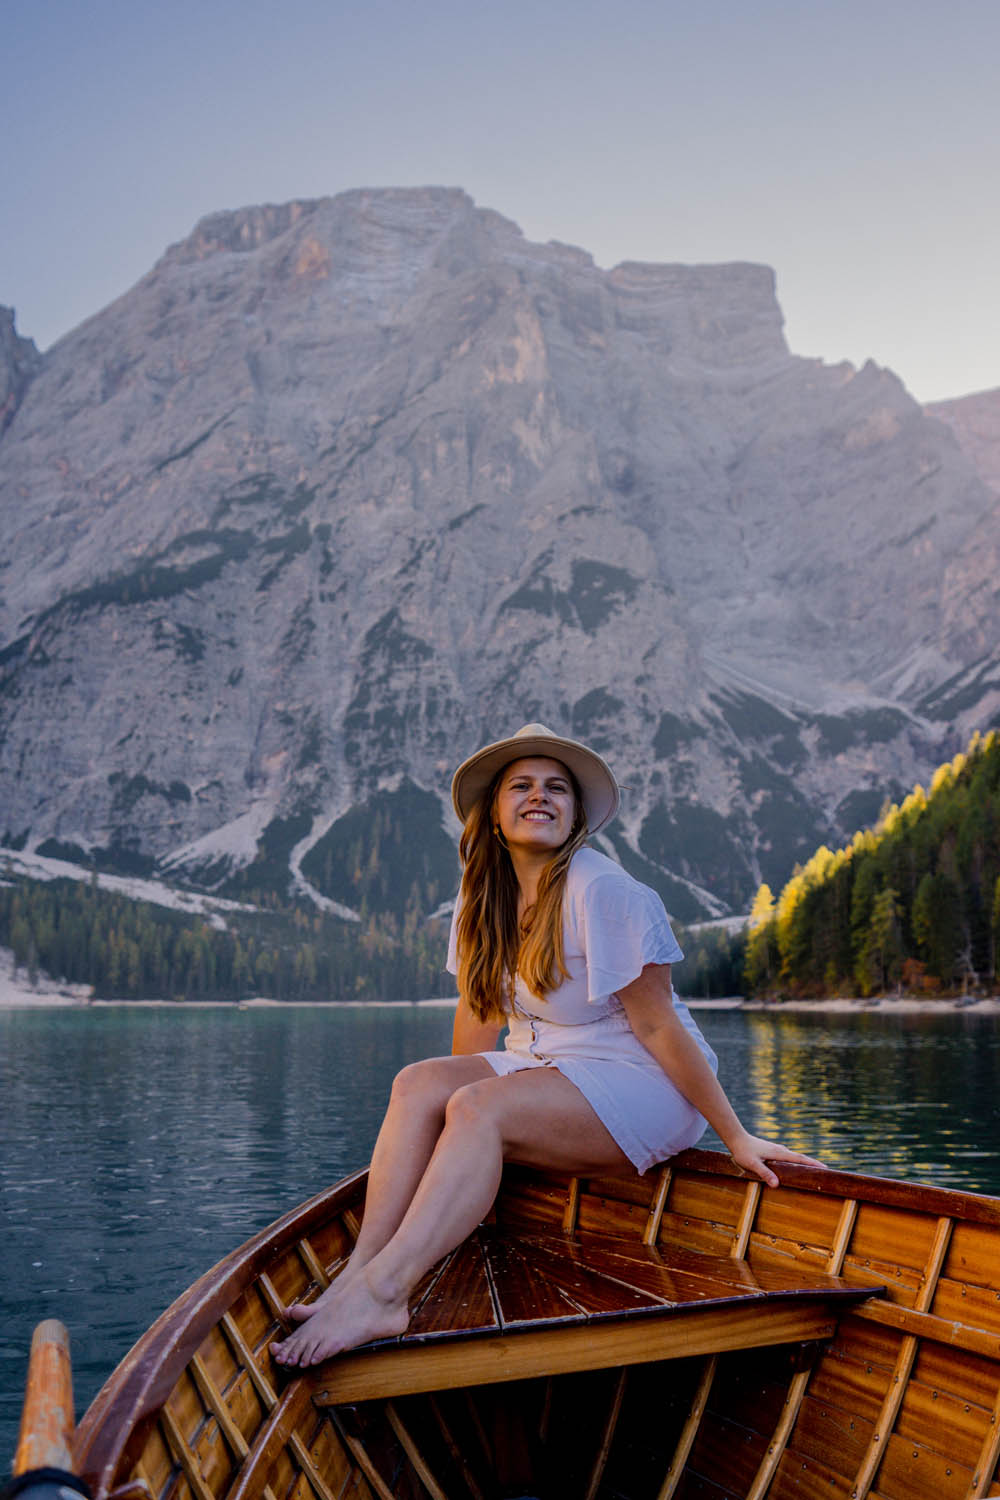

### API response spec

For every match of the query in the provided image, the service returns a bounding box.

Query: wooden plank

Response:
[583,1368,627,1500]
[849,1216,954,1500]
[562,1176,582,1235]
[188,1354,249,1461]
[643,1164,673,1246]
[289,1429,347,1500]
[895,1351,994,1460]
[427,1396,488,1500]
[744,1368,814,1500]
[666,1171,748,1230]
[733,1181,763,1258]
[669,1150,1000,1229]
[187,1362,280,1500]
[967,1396,1000,1499]
[945,1223,1000,1289]
[933,1282,1000,1338]
[536,1232,876,1306]
[576,1189,654,1240]
[311,1301,840,1403]
[780,1391,874,1473]
[584,1172,655,1208]
[225,1384,314,1500]
[494,1166,574,1231]
[225,1287,278,1364]
[220,1313,278,1412]
[876,1430,973,1500]
[808,1355,897,1426]
[106,1483,154,1500]
[743,1200,861,1500]
[301,1418,368,1500]
[655,1356,717,1500]
[325,1413,396,1500]
[483,1234,665,1324]
[403,1239,499,1341]
[849,1205,941,1272]
[166,1367,235,1498]
[256,1274,292,1335]
[159,1406,218,1500]
[657,1210,744,1257]
[194,1325,242,1408]
[829,1198,861,1275]
[688,1408,772,1497]
[754,1189,851,1254]
[126,1418,174,1500]
[915,1341,1000,1412]
[296,1239,332,1292]
[854,1301,1000,1361]
[384,1403,449,1500]
[770,1442,854,1500]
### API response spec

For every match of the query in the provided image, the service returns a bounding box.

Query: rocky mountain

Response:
[928,388,1000,495]
[1,187,998,922]
[0,306,41,433]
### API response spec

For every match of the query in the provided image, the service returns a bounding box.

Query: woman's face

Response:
[493,756,579,855]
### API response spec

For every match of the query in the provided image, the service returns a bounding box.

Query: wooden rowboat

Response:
[10,1147,1000,1500]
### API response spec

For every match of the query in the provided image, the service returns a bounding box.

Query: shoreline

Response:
[4,943,998,1015]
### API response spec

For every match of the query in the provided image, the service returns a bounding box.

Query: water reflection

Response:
[703,1008,1000,1190]
[1,1003,998,1463]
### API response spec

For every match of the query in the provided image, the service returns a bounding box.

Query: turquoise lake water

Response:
[2,1002,998,1466]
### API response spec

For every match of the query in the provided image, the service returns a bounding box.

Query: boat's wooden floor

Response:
[309,1225,881,1404]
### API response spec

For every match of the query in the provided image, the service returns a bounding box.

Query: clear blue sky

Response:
[4,0,998,403]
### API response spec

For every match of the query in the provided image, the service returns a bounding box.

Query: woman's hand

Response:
[726,1131,827,1188]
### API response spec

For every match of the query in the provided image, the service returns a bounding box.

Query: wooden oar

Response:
[9,1320,85,1498]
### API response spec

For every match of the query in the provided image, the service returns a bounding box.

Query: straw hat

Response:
[451,723,620,833]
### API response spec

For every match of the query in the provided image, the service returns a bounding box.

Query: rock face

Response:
[0,307,41,433]
[928,389,1000,495]
[1,188,998,920]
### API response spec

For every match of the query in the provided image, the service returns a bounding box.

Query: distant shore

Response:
[2,952,998,1014]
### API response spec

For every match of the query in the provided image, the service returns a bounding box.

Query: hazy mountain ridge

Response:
[1,187,998,921]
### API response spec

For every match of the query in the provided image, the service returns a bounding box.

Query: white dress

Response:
[446,846,717,1174]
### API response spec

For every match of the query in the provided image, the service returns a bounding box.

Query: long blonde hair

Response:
[455,763,589,1023]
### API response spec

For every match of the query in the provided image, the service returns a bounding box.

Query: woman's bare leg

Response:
[271,1068,632,1366]
[285,1055,494,1322]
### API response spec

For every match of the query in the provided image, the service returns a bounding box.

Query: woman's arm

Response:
[452,997,503,1056]
[618,964,825,1187]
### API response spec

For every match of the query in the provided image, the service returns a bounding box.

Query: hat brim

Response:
[451,727,620,834]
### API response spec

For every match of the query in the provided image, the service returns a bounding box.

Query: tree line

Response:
[0,870,449,1002]
[744,729,1000,998]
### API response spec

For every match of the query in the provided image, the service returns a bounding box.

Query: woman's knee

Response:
[389,1056,483,1116]
[389,1058,454,1113]
[443,1079,503,1137]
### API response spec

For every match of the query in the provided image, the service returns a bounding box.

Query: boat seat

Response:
[308,1224,882,1405]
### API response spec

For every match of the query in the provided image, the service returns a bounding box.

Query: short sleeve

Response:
[579,873,683,1005]
[445,897,460,975]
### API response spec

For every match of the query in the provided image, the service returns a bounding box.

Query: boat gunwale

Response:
[669,1148,1000,1224]
[73,1168,368,1496]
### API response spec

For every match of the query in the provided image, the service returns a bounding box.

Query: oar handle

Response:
[12,1321,78,1477]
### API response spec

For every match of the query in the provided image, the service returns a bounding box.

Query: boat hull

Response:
[64,1150,1000,1500]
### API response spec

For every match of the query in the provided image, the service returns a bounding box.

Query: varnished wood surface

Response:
[375,1228,880,1352]
[310,1303,843,1405]
[50,1149,1000,1500]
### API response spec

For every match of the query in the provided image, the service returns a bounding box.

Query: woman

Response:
[272,723,822,1368]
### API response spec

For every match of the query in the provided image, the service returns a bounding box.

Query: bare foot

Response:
[284,1258,364,1323]
[271,1269,410,1368]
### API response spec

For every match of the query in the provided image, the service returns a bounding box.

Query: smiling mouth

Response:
[522,811,554,821]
